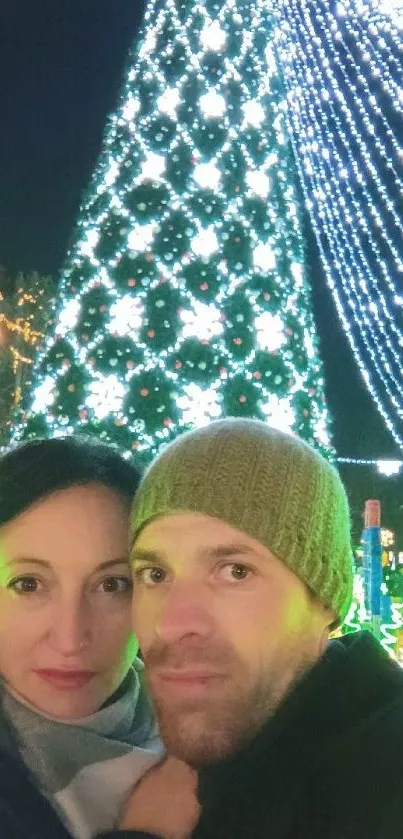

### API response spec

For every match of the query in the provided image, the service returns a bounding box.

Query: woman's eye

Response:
[98,576,132,594]
[220,563,251,582]
[8,576,41,595]
[133,566,166,586]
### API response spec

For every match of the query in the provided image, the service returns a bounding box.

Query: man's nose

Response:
[155,581,214,644]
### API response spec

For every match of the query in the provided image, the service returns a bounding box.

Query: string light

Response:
[272,0,403,447]
[337,456,403,476]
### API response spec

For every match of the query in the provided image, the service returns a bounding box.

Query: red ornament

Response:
[233,337,242,346]
[308,388,317,397]
[200,282,209,291]
[145,253,153,263]
[253,371,262,380]
[99,305,107,313]
[147,329,156,338]
[175,360,182,369]
[67,384,75,393]
[239,394,247,403]
[163,417,173,427]
[285,327,293,336]
[127,278,136,287]
[82,334,89,342]
[263,293,271,301]
[79,409,88,420]
[140,388,149,397]
[131,441,140,450]
[219,366,227,377]
[62,358,70,369]
[303,409,309,417]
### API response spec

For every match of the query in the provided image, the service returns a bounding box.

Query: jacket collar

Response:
[197,632,403,807]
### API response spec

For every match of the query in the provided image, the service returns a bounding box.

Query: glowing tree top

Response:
[15,0,332,463]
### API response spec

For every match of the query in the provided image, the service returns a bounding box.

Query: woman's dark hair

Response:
[0,436,141,527]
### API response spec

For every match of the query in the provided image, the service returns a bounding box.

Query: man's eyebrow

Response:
[130,543,257,566]
[131,549,161,565]
[204,543,257,559]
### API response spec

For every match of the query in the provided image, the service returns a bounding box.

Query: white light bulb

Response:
[242,101,265,128]
[191,227,219,258]
[157,87,181,119]
[255,312,285,351]
[86,375,125,418]
[200,91,226,118]
[127,222,156,253]
[140,152,166,180]
[180,301,223,340]
[200,20,227,52]
[109,296,143,336]
[193,161,221,190]
[246,170,271,198]
[253,242,276,272]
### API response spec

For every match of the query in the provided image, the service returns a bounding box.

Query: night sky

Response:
[1,1,402,540]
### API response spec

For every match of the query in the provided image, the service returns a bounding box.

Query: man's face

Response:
[132,512,330,767]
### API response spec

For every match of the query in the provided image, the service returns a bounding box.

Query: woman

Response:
[0,436,162,839]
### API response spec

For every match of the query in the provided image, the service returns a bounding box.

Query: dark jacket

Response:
[102,632,403,839]
[0,740,73,838]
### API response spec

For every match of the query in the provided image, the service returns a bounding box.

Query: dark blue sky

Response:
[0,0,401,538]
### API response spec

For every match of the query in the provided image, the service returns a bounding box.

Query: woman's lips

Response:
[33,669,96,690]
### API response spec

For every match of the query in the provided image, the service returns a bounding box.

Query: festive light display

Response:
[343,573,403,662]
[344,501,403,662]
[337,456,403,476]
[272,0,403,447]
[13,0,333,461]
[0,274,55,445]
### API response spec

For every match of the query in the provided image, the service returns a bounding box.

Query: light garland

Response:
[271,0,403,447]
[337,456,403,476]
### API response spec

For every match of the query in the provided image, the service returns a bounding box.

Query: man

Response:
[101,419,403,839]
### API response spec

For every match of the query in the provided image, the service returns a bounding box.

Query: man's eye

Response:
[98,576,132,594]
[219,563,251,582]
[8,576,41,595]
[133,566,166,585]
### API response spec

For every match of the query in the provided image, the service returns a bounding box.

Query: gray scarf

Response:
[1,660,164,838]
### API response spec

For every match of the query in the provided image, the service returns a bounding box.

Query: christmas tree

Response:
[13,0,332,464]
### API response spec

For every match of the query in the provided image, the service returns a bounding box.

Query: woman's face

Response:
[0,483,137,719]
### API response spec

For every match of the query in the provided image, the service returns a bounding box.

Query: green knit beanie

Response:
[131,419,353,625]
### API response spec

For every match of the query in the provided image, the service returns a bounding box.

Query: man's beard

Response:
[150,677,274,767]
[143,639,301,768]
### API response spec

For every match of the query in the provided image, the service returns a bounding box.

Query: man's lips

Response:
[33,669,96,690]
[156,670,223,680]
[152,669,226,694]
